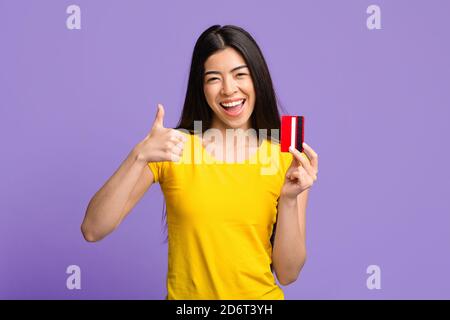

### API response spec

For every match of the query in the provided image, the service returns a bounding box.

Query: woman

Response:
[81,25,319,300]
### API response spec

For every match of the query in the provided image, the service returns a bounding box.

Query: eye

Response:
[236,73,248,78]
[206,77,220,83]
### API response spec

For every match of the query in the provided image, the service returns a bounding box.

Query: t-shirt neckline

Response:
[193,133,266,164]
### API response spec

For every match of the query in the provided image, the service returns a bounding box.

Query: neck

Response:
[209,117,252,139]
[206,117,258,149]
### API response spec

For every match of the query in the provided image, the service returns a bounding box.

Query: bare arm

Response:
[272,142,318,285]
[81,104,187,242]
[81,148,153,242]
[272,190,308,285]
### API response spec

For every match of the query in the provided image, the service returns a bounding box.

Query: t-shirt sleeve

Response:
[147,161,166,184]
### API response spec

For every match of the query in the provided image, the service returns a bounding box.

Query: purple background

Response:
[1,0,450,299]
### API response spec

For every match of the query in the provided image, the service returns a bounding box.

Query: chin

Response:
[227,119,251,129]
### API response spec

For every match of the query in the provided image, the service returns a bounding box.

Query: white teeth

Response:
[220,99,244,107]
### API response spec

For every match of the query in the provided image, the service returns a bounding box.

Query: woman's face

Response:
[203,47,255,131]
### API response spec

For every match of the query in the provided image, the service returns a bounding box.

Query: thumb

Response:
[289,154,300,169]
[152,103,165,129]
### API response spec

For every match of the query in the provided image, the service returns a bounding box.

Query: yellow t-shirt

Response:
[148,132,293,300]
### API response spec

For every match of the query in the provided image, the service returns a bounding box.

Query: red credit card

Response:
[281,115,304,152]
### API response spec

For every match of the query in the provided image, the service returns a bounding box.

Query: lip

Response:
[219,99,246,117]
[220,98,246,104]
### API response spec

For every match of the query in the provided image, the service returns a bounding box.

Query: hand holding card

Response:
[280,115,319,199]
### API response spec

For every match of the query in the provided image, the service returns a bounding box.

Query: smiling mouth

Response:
[219,99,246,116]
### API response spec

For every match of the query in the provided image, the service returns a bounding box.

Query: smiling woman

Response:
[81,24,318,301]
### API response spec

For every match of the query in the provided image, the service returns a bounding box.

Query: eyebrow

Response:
[204,65,248,76]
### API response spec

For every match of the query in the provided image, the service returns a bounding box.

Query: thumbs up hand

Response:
[135,104,187,163]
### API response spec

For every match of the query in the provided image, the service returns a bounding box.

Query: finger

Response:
[287,170,299,180]
[302,142,319,173]
[169,153,181,162]
[290,171,300,180]
[171,129,188,142]
[288,170,304,183]
[292,167,316,182]
[168,134,186,144]
[172,143,184,156]
[299,165,317,181]
[289,146,315,177]
[288,145,306,164]
[152,104,165,129]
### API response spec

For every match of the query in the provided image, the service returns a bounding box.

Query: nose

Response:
[220,76,238,96]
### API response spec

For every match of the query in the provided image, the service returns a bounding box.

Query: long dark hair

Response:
[175,24,285,139]
[162,25,285,256]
